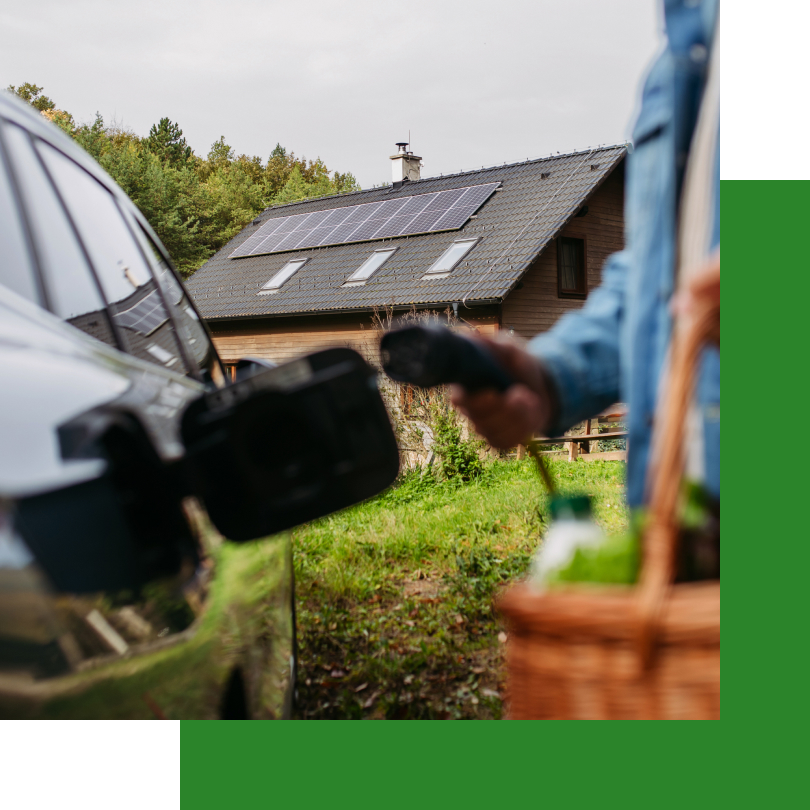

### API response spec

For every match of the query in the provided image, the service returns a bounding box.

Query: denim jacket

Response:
[527,0,720,507]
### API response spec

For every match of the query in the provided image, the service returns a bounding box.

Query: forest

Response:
[7,83,361,276]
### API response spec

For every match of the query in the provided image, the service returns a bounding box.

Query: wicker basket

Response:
[498,306,720,720]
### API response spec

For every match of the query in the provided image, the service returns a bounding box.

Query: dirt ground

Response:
[293,571,511,720]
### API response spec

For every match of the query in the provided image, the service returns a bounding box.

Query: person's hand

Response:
[449,335,557,449]
[672,251,720,344]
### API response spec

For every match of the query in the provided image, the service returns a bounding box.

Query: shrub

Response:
[431,405,485,483]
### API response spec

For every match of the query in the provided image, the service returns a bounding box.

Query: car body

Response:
[0,93,296,719]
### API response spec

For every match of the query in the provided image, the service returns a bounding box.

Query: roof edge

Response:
[206,298,503,325]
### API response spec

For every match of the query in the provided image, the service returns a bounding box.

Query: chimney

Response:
[390,142,422,183]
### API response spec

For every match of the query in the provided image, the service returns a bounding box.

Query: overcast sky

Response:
[1,0,663,188]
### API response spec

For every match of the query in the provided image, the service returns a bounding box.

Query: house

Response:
[186,143,627,377]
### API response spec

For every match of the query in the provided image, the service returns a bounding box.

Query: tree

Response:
[41,108,76,137]
[269,162,358,206]
[145,118,192,167]
[333,171,361,195]
[7,82,55,111]
[73,114,107,161]
[8,82,75,137]
[207,136,234,168]
[271,165,312,205]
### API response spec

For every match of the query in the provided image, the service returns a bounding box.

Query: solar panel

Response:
[230,182,499,259]
[113,288,169,336]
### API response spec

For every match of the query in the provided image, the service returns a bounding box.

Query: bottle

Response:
[529,495,605,591]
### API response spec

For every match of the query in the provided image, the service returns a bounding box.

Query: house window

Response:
[557,236,586,298]
[344,247,397,285]
[258,258,308,294]
[423,238,479,278]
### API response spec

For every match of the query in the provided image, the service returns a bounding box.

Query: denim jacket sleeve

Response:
[523,1,718,508]
[525,248,628,436]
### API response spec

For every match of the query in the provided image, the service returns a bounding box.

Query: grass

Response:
[291,457,629,719]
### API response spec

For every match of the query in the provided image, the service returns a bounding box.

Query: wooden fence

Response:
[515,405,628,463]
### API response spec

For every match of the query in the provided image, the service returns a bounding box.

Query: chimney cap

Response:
[395,142,409,154]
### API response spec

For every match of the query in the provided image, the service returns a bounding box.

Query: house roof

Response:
[186,144,626,321]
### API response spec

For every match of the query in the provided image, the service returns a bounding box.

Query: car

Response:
[0,93,399,719]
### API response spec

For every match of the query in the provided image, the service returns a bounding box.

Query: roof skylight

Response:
[258,258,308,294]
[344,248,397,286]
[422,238,480,278]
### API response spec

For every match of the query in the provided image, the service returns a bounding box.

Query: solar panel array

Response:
[114,287,169,336]
[230,182,500,259]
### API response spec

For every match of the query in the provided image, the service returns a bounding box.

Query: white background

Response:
[0,721,179,808]
[721,3,810,179]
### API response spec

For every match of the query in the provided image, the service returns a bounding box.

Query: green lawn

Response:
[291,457,629,719]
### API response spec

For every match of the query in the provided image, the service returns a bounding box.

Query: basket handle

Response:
[635,304,718,670]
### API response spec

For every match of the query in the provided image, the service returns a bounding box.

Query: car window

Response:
[35,140,188,373]
[125,213,222,383]
[0,130,40,305]
[1,123,117,347]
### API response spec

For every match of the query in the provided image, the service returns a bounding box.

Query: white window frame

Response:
[343,247,398,286]
[422,237,481,279]
[258,257,309,295]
